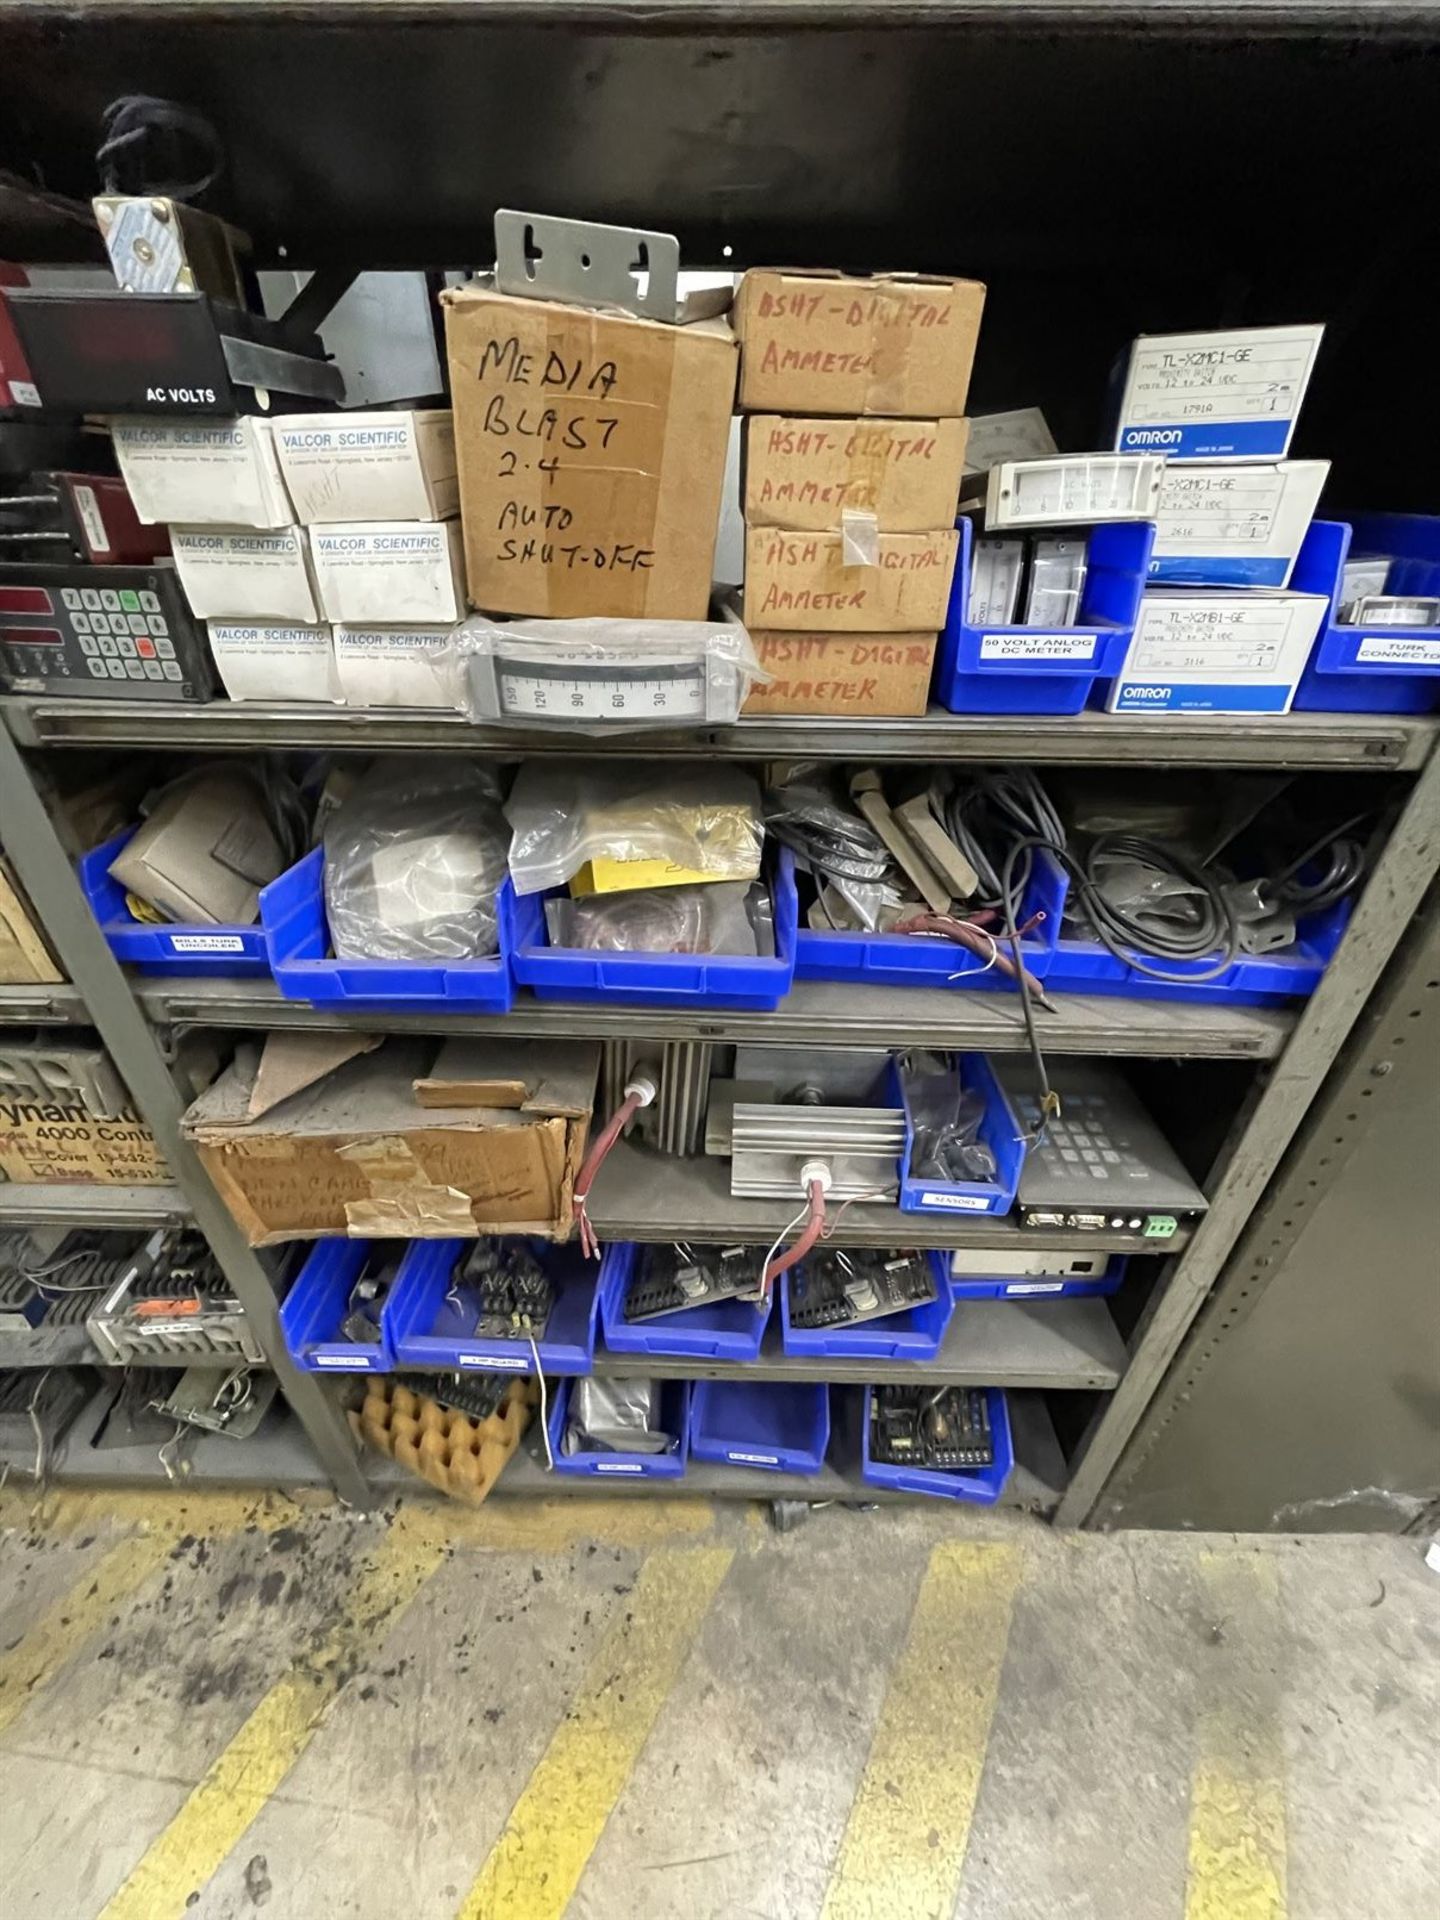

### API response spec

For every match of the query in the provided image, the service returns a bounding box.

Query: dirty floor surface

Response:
[0,1485,1434,1920]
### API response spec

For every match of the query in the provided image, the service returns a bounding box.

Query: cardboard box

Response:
[333,624,461,709]
[1105,589,1328,714]
[0,862,62,985]
[272,410,459,525]
[108,772,285,925]
[441,285,737,619]
[734,269,985,418]
[741,630,938,716]
[206,622,342,704]
[112,417,295,528]
[743,416,968,533]
[1149,459,1330,589]
[182,1036,599,1244]
[172,527,319,622]
[743,527,958,632]
[309,521,465,624]
[1111,323,1325,462]
[0,1037,168,1183]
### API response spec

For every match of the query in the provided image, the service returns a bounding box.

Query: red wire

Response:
[573,1089,643,1260]
[763,1178,827,1294]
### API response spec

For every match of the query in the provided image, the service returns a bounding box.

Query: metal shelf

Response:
[588,1140,1183,1255]
[0,1183,191,1228]
[0,982,85,1025]
[136,974,1295,1061]
[5,696,1433,771]
[592,1296,1125,1390]
[3,1387,325,1490]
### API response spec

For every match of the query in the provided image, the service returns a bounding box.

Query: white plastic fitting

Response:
[624,1069,659,1108]
[800,1159,834,1195]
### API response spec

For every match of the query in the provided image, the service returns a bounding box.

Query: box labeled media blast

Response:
[207,622,342,704]
[1150,460,1330,588]
[112,417,295,528]
[272,410,458,525]
[1104,589,1328,713]
[1111,323,1325,462]
[171,527,319,621]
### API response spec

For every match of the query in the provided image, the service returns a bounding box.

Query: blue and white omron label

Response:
[1108,589,1326,713]
[1114,325,1324,463]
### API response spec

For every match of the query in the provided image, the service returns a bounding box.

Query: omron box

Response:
[272,410,458,525]
[207,622,341,704]
[734,270,985,417]
[743,528,958,631]
[1104,589,1328,713]
[309,521,464,623]
[442,285,737,620]
[1150,460,1330,588]
[171,528,319,622]
[743,416,968,532]
[333,624,460,708]
[111,417,294,528]
[1111,324,1325,462]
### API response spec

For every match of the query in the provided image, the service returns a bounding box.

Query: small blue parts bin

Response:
[780,1249,953,1360]
[259,847,516,1012]
[597,1241,771,1363]
[280,1238,401,1373]
[1291,518,1440,715]
[934,517,1154,716]
[79,828,271,976]
[689,1380,831,1476]
[860,1385,1013,1504]
[896,1052,1025,1217]
[509,851,797,1012]
[387,1237,600,1375]
[546,1377,690,1479]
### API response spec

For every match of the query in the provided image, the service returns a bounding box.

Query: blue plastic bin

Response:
[546,1377,690,1479]
[597,1241,770,1363]
[780,1250,953,1360]
[689,1380,830,1476]
[388,1237,599,1375]
[259,846,516,1012]
[860,1384,1013,1504]
[1291,518,1440,714]
[794,845,1065,992]
[1048,894,1351,1005]
[280,1237,399,1372]
[897,1053,1026,1217]
[935,517,1155,716]
[948,1256,1126,1300]
[79,828,272,976]
[510,852,797,1011]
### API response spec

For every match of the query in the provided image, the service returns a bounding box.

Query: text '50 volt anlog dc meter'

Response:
[0,563,215,702]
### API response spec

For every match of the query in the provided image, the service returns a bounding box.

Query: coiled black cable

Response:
[1079,833,1239,979]
[941,770,1067,915]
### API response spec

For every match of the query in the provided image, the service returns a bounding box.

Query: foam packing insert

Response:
[350,1376,535,1505]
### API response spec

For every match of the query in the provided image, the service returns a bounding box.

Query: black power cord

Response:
[940,769,1067,916]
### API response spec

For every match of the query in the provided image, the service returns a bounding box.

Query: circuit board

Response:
[623,1243,762,1323]
[452,1242,554,1340]
[391,1370,512,1423]
[789,1249,935,1330]
[870,1386,995,1470]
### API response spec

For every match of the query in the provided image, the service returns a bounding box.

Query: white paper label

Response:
[311,525,461,623]
[1004,1280,1065,1295]
[1125,331,1319,425]
[1355,634,1440,665]
[595,1462,645,1473]
[978,633,1096,663]
[333,625,458,711]
[457,1353,527,1369]
[276,418,416,521]
[727,1451,780,1467]
[72,484,109,556]
[172,530,316,622]
[313,1354,374,1368]
[1131,601,1292,677]
[208,623,342,705]
[113,421,285,528]
[169,933,247,953]
[1156,468,1287,547]
[8,380,40,408]
[918,1190,992,1211]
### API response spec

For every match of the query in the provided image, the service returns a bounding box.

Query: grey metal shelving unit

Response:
[4,694,1438,1520]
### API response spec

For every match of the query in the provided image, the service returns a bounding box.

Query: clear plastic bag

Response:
[505,763,764,897]
[449,617,767,732]
[564,1378,675,1455]
[544,880,770,956]
[903,1052,997,1183]
[323,757,510,961]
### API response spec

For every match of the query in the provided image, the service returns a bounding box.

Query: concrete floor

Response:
[0,1485,1435,1920]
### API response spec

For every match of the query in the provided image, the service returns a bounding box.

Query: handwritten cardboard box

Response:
[441,285,737,619]
[741,630,938,716]
[743,527,958,632]
[735,270,985,418]
[744,416,968,533]
[183,1036,599,1246]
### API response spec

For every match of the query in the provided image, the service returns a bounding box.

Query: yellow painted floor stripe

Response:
[98,1509,451,1920]
[821,1540,1023,1920]
[1185,1554,1288,1920]
[0,1531,176,1739]
[458,1544,734,1920]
